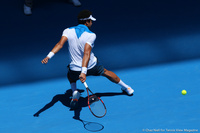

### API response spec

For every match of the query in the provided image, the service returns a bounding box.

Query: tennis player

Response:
[41,10,134,109]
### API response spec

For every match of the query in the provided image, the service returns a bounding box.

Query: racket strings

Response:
[89,95,99,105]
[89,95,106,117]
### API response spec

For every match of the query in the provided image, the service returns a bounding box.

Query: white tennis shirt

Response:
[62,24,97,71]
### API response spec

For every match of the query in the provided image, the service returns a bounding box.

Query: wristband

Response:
[47,52,55,59]
[81,67,87,74]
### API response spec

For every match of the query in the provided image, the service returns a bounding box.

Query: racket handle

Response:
[83,82,88,88]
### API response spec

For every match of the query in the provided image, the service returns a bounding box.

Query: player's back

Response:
[62,24,97,71]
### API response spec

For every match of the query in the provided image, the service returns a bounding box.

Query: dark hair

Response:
[77,10,92,24]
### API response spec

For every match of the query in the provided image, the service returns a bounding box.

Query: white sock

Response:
[71,82,77,92]
[118,80,129,89]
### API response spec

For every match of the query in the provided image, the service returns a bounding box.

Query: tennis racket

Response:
[83,82,106,118]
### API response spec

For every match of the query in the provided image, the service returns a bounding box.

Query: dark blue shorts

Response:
[67,61,105,81]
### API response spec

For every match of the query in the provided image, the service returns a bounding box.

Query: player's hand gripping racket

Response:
[83,82,106,118]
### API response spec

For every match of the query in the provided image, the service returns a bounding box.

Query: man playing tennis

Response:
[41,10,134,109]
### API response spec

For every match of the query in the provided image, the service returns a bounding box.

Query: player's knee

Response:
[103,68,107,73]
[103,68,113,77]
[103,68,109,75]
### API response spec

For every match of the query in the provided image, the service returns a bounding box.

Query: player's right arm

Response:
[79,33,96,82]
[41,36,68,64]
[79,43,92,83]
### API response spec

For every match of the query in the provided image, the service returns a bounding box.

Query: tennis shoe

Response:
[70,90,80,110]
[71,0,81,6]
[24,4,32,15]
[72,90,80,100]
[122,87,134,96]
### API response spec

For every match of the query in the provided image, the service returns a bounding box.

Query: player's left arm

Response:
[51,36,68,54]
[41,36,68,64]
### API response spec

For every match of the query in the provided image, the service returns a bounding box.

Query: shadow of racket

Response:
[74,117,104,132]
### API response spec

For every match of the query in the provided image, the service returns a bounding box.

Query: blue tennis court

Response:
[0,59,199,133]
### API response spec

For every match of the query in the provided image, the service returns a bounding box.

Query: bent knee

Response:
[102,68,111,76]
[103,68,108,74]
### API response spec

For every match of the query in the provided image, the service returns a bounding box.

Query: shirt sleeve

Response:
[62,28,70,38]
[86,34,96,48]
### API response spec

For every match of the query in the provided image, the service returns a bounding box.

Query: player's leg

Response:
[67,71,80,109]
[67,75,77,92]
[67,72,80,99]
[102,68,120,83]
[87,61,134,95]
[102,68,134,95]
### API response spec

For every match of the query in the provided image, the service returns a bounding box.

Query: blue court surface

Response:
[0,59,199,133]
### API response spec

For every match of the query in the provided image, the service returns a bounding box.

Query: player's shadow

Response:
[33,89,127,119]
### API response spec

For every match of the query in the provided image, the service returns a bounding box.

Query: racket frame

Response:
[83,82,107,118]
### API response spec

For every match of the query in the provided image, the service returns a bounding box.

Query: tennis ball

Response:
[181,90,187,95]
